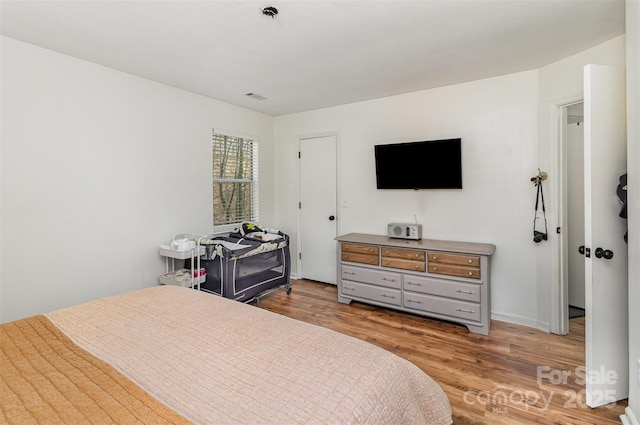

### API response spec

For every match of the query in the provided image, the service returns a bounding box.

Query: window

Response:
[212,132,259,229]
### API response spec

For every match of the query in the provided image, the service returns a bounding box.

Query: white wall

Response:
[274,71,541,326]
[624,0,639,422]
[273,36,626,329]
[0,37,274,322]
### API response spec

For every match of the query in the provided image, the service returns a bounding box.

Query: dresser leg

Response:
[338,294,353,304]
[466,322,490,335]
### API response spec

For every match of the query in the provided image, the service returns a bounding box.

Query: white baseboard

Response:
[621,407,639,425]
[491,311,539,329]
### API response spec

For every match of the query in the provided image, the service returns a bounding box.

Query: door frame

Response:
[549,93,583,335]
[296,131,341,280]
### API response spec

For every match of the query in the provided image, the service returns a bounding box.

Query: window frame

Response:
[212,129,259,234]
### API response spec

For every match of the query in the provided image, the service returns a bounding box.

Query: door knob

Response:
[328,215,335,221]
[578,245,585,255]
[594,247,614,259]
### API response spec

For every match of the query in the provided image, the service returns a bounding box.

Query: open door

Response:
[583,64,628,407]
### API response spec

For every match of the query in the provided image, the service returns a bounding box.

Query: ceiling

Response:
[0,0,625,116]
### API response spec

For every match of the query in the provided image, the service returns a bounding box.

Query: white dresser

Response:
[336,233,496,334]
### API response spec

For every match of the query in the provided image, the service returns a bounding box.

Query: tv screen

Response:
[374,138,462,189]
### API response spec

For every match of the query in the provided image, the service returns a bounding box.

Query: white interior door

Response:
[299,135,337,284]
[583,64,628,407]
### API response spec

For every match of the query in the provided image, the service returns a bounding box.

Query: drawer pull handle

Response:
[343,285,356,291]
[456,308,475,313]
[468,259,473,264]
[432,267,438,271]
[382,294,396,299]
[468,272,474,276]
[432,256,437,260]
[456,289,474,294]
[343,271,356,275]
[369,248,374,252]
[406,281,423,286]
[414,254,419,258]
[407,299,422,304]
[382,277,396,282]
[415,265,420,270]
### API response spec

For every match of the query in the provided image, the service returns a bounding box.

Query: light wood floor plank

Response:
[258,279,627,425]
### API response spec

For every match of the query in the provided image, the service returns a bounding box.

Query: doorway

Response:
[564,102,586,319]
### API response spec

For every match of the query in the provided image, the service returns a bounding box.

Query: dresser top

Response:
[336,233,496,256]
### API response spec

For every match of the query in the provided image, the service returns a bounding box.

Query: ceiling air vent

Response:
[245,92,267,101]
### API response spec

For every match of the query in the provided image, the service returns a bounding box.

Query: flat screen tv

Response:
[374,138,462,189]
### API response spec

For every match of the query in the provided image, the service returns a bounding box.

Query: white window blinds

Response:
[212,132,259,227]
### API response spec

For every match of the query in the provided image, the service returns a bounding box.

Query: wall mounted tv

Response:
[374,138,462,189]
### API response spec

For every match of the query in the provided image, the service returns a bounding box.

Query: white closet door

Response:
[299,135,337,284]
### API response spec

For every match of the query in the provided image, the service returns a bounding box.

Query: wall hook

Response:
[531,169,548,186]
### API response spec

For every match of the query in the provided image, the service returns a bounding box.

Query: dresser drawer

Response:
[402,292,481,322]
[341,243,379,265]
[403,275,481,302]
[342,243,379,255]
[341,251,378,265]
[381,247,426,261]
[381,247,426,272]
[381,257,426,272]
[341,281,402,306]
[341,265,401,289]
[427,263,480,279]
[427,251,480,267]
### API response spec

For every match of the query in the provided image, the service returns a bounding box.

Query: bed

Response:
[1,286,452,425]
[198,225,291,304]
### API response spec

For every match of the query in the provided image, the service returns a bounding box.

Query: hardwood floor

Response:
[258,279,627,425]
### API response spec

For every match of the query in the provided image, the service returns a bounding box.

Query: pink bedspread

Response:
[47,285,452,424]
